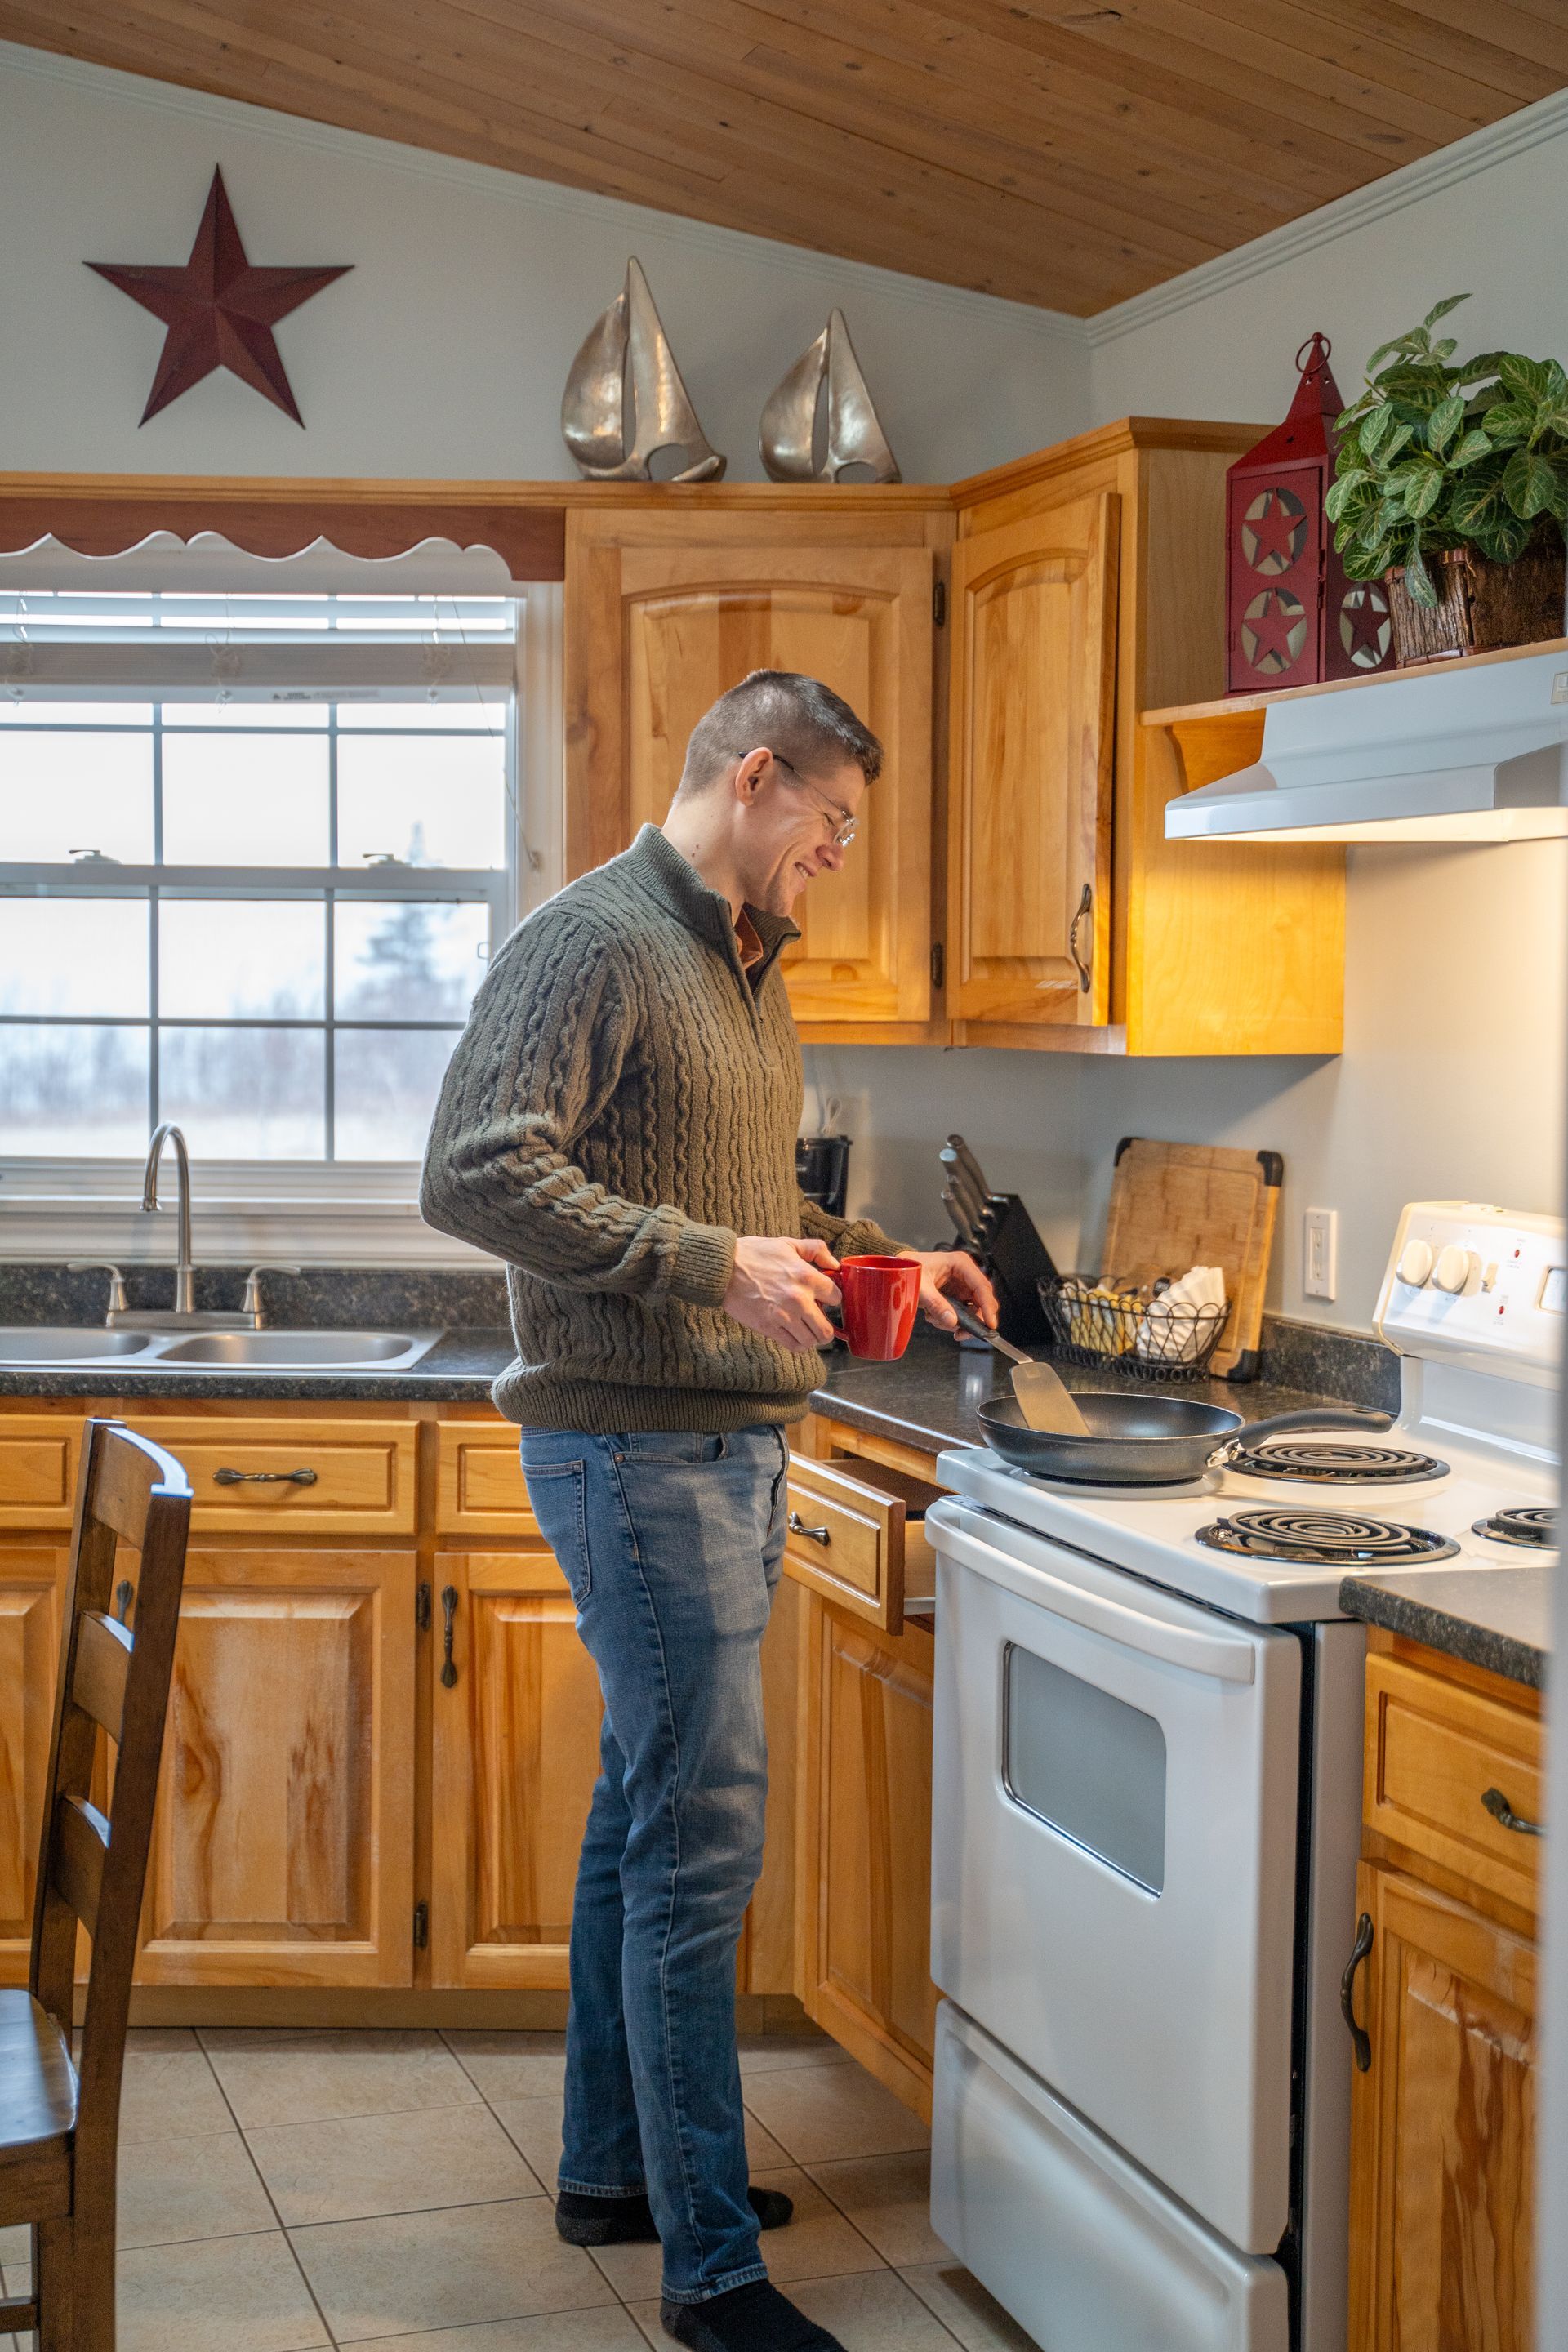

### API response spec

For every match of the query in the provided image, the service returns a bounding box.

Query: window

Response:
[0,590,517,1165]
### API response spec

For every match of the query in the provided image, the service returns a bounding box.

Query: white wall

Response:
[0,42,1087,486]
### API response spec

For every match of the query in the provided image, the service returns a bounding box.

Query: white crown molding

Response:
[1088,85,1568,348]
[0,37,1086,348]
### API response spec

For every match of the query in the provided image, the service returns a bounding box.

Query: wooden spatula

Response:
[951,1306,1091,1435]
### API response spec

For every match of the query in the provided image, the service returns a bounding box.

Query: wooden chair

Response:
[0,1419,192,2351]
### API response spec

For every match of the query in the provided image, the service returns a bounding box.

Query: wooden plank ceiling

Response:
[3,2,1566,314]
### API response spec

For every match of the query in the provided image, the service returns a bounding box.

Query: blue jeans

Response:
[519,1423,791,2304]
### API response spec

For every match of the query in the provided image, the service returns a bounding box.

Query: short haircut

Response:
[675,670,884,798]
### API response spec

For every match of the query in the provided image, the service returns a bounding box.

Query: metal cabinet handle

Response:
[212,1466,318,1486]
[787,1511,831,1545]
[1341,1911,1374,2072]
[1481,1786,1543,1838]
[113,1579,135,1628]
[1068,884,1093,994]
[440,1584,458,1687]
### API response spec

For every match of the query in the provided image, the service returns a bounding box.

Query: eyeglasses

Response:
[769,753,858,849]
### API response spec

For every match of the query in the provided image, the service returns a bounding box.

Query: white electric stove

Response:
[926,1203,1561,2352]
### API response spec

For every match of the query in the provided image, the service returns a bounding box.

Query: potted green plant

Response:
[1326,294,1568,666]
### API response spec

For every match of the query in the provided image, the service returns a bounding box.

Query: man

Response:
[421,670,996,2352]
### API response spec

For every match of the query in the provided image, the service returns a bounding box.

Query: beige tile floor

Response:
[0,2025,1044,2352]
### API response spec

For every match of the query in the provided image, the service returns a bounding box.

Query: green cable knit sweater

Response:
[420,825,898,1432]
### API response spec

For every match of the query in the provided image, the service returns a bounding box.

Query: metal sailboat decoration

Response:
[759,310,901,484]
[560,257,726,482]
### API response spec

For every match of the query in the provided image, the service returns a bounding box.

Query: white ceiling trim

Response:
[0,36,1087,345]
[1088,83,1568,348]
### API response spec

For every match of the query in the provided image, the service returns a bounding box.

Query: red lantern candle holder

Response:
[1226,332,1395,695]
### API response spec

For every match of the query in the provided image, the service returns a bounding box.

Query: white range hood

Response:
[1165,644,1568,844]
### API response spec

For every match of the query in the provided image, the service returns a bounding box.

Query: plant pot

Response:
[1385,532,1566,666]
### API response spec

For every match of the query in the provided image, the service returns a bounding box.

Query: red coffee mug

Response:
[837,1254,920,1361]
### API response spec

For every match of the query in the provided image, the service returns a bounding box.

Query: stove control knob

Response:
[1482,1261,1499,1292]
[1432,1244,1478,1295]
[1396,1238,1434,1288]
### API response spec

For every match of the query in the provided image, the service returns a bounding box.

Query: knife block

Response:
[977,1196,1058,1350]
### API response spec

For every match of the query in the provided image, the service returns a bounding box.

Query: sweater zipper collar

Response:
[626,825,798,1013]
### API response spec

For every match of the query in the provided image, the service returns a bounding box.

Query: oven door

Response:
[929,1497,1301,2254]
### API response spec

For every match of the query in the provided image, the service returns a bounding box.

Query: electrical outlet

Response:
[1304,1208,1338,1301]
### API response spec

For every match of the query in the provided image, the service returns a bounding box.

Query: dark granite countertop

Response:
[1340,1567,1549,1690]
[0,1329,516,1405]
[808,1326,1365,1457]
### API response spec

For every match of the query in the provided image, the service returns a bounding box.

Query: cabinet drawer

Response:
[0,1416,82,1529]
[145,1419,417,1535]
[436,1423,539,1539]
[1365,1653,1543,1922]
[784,1454,927,1635]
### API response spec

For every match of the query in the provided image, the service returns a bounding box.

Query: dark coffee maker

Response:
[795,1134,851,1220]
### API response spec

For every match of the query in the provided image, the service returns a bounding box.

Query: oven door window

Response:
[1003,1641,1168,1895]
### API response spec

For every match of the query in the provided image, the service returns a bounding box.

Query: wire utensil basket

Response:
[1040,1276,1232,1382]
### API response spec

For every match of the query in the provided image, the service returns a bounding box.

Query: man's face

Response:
[733,751,866,918]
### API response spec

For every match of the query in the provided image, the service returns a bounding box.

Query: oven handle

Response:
[933,1514,1258,1685]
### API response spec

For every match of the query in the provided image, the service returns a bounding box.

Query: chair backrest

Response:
[30,1419,192,2163]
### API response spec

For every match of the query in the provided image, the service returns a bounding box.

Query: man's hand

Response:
[898,1250,999,1334]
[724,1236,842,1350]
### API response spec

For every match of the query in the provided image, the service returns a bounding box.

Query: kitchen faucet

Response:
[142,1120,196,1315]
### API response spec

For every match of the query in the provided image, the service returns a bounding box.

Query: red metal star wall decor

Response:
[87,167,351,426]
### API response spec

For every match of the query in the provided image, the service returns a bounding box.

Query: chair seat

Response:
[0,1989,76,2229]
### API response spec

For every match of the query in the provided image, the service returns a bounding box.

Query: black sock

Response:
[555,2184,794,2246]
[662,2280,847,2352]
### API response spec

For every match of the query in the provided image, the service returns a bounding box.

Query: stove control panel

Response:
[1377,1201,1566,1382]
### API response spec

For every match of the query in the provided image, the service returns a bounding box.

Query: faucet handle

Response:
[68,1261,130,1319]
[241,1265,301,1325]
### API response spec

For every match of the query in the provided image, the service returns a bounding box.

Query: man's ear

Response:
[732,748,771,806]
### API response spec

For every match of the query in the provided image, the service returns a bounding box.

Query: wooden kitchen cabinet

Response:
[131,1547,417,1989]
[795,1587,938,2121]
[947,490,1118,1029]
[950,419,1344,1055]
[0,1544,66,1984]
[564,504,944,1039]
[1348,1633,1541,2350]
[429,1547,603,1989]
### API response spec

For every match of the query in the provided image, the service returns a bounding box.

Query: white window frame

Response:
[0,581,564,1265]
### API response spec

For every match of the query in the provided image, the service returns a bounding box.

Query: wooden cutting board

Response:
[1100,1138,1282,1381]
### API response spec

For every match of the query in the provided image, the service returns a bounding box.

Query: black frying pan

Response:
[974,1392,1392,1486]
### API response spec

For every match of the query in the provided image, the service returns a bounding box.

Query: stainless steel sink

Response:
[0,1328,161,1364]
[0,1326,443,1371]
[155,1330,439,1369]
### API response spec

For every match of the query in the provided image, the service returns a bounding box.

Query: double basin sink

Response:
[0,1328,443,1371]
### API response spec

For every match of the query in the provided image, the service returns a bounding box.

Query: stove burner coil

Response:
[1195,1508,1460,1565]
[1225,1441,1447,1486]
[1472,1504,1557,1549]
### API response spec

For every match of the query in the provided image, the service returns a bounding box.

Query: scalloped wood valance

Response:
[0,475,568,581]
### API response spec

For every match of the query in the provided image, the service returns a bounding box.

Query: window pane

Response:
[337,734,506,868]
[0,731,154,861]
[162,703,327,728]
[0,1022,149,1154]
[161,733,330,864]
[158,1026,325,1157]
[159,902,325,1020]
[0,702,153,726]
[334,902,488,1022]
[336,702,506,732]
[0,900,149,1017]
[335,1028,460,1160]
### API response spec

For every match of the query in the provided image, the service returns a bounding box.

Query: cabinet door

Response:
[568,524,935,1029]
[949,492,1119,1029]
[430,1550,603,1989]
[134,1549,416,1988]
[1348,1860,1535,2352]
[799,1596,936,2118]
[0,1546,66,1985]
